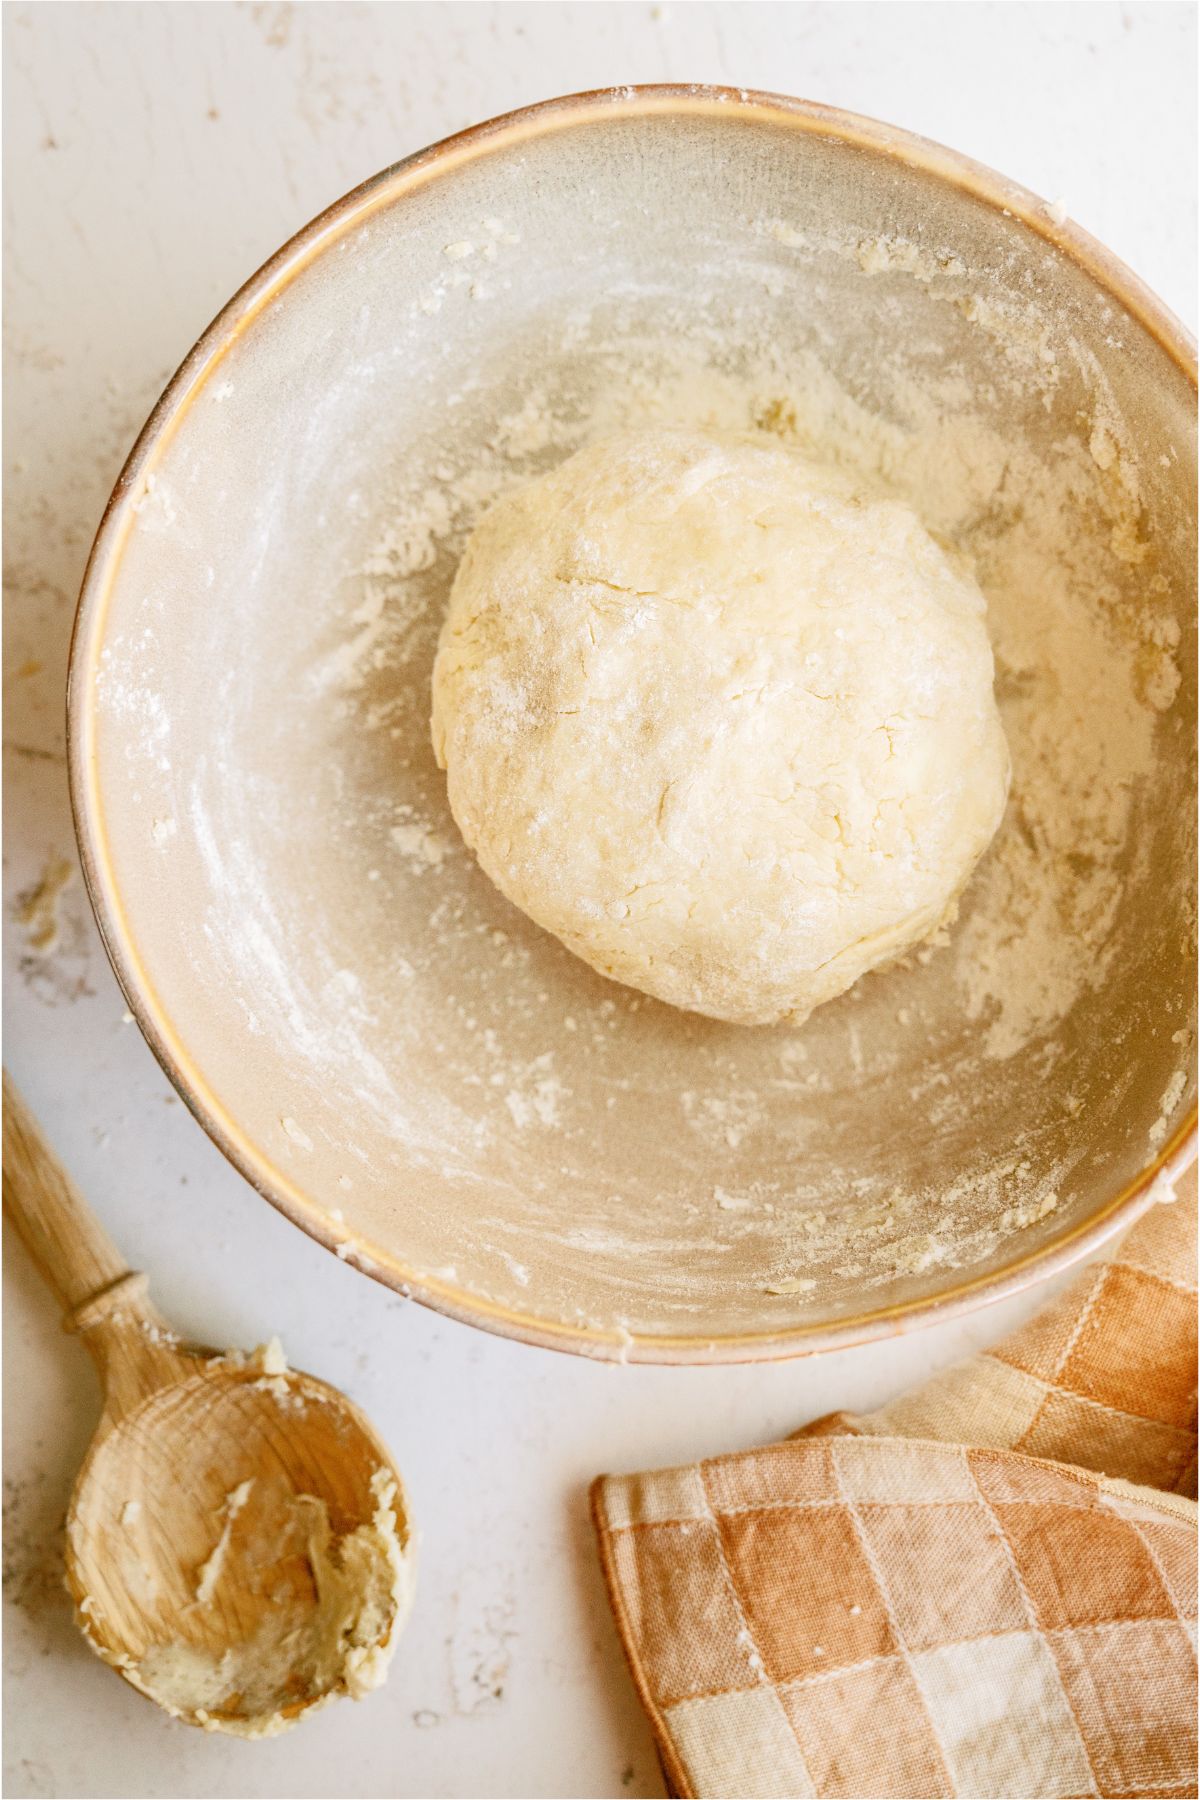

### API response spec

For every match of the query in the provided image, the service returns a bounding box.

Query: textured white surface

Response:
[3,6,1194,1797]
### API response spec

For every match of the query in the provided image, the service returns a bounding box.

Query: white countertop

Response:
[4,5,1194,1797]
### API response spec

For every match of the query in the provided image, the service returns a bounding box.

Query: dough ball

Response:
[431,428,1009,1026]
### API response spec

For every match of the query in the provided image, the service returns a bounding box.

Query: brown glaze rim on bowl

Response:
[68,85,1198,1364]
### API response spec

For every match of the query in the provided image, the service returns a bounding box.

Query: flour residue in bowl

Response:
[346,325,1167,1057]
[307,293,1175,1283]
[96,194,1193,1339]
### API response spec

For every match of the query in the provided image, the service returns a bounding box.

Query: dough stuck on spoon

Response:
[69,1340,415,1738]
[432,427,1010,1026]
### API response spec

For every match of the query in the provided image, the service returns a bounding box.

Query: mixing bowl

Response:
[69,87,1197,1362]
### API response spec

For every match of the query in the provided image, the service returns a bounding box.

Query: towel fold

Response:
[592,1170,1197,1799]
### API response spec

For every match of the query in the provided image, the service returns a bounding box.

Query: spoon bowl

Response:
[3,1075,415,1735]
[67,1353,411,1734]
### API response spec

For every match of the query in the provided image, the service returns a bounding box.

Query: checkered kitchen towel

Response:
[592,1170,1197,1798]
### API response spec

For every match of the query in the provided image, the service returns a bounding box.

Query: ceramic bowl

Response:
[69,88,1197,1361]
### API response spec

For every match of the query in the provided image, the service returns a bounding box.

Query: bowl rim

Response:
[67,83,1198,1365]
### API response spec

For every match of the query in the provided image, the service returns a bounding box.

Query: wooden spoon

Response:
[2,1072,415,1736]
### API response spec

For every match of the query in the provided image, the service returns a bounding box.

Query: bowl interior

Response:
[78,96,1197,1356]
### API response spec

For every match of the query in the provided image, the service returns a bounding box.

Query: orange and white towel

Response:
[593,1173,1197,1799]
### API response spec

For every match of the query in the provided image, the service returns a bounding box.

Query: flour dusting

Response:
[91,183,1194,1343]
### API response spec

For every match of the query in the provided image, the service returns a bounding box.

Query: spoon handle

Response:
[3,1070,130,1316]
[2,1071,194,1421]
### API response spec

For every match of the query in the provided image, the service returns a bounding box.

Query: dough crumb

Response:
[17,855,74,954]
